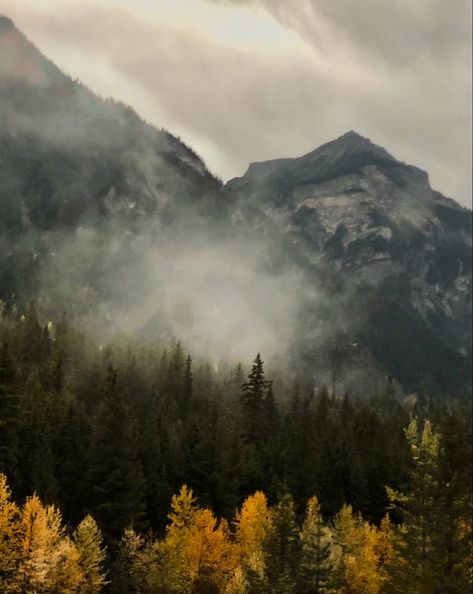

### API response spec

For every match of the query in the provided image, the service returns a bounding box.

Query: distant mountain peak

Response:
[305,131,395,164]
[340,130,365,139]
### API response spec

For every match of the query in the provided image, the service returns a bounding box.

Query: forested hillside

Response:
[0,305,471,592]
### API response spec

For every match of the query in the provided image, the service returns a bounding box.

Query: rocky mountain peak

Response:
[302,130,395,166]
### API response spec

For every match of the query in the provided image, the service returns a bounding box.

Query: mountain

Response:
[0,16,471,395]
[226,132,472,394]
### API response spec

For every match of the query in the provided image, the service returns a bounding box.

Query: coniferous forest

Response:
[0,303,471,593]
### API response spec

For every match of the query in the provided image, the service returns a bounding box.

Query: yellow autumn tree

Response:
[160,484,236,593]
[375,513,399,588]
[0,473,22,593]
[233,490,272,592]
[332,504,383,594]
[16,494,82,593]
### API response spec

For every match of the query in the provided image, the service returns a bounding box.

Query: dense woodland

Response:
[0,302,471,593]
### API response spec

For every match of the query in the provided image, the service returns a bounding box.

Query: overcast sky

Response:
[2,0,471,206]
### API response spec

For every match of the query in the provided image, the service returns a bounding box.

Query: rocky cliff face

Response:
[0,16,471,395]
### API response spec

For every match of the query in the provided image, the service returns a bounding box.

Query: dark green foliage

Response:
[0,341,19,483]
[86,365,147,540]
[264,494,300,594]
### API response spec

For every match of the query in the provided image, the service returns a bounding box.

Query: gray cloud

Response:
[1,0,471,206]
[209,0,470,63]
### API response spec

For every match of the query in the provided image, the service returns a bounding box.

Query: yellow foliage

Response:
[162,485,237,593]
[333,504,385,594]
[235,491,271,563]
[16,494,83,593]
[0,473,22,592]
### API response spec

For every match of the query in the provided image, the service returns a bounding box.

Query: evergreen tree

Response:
[0,342,19,484]
[57,401,90,526]
[386,417,472,594]
[264,494,300,594]
[435,411,473,594]
[240,354,270,443]
[73,515,108,593]
[386,419,441,593]
[183,354,193,418]
[298,496,336,594]
[86,365,146,540]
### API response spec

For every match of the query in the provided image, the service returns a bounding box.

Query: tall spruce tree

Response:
[241,354,270,443]
[86,365,147,540]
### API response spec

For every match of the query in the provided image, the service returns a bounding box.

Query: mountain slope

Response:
[0,15,223,303]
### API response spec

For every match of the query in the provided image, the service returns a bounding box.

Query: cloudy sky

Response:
[2,0,471,206]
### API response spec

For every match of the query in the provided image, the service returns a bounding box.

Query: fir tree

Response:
[86,365,146,540]
[240,354,270,443]
[298,496,336,594]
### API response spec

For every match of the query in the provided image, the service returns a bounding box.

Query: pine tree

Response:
[386,419,441,593]
[298,496,336,594]
[183,354,193,418]
[57,401,90,526]
[386,417,472,594]
[240,354,273,495]
[240,354,270,443]
[0,342,19,483]
[86,365,146,540]
[264,494,300,594]
[73,515,108,593]
[17,371,58,503]
[434,411,473,594]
